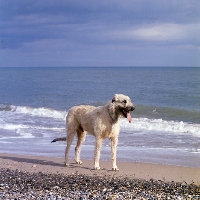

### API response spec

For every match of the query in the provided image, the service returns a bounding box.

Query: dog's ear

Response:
[108,100,116,122]
[112,94,118,103]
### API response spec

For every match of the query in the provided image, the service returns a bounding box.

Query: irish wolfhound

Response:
[51,94,135,170]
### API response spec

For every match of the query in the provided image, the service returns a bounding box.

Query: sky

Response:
[0,0,200,67]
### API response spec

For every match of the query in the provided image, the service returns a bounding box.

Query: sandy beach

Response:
[0,153,199,199]
[0,153,199,184]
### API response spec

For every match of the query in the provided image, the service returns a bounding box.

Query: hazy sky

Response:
[0,0,200,67]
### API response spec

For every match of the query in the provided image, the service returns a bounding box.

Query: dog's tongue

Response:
[127,112,132,123]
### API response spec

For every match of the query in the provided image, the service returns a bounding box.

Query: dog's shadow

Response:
[0,155,95,171]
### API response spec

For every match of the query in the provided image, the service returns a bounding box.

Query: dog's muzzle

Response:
[130,106,135,111]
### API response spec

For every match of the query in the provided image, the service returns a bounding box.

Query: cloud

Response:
[0,0,200,66]
[132,24,188,41]
[110,23,200,45]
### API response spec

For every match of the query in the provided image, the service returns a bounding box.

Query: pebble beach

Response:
[0,168,200,200]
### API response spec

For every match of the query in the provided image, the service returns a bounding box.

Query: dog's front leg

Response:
[94,137,103,170]
[110,136,119,171]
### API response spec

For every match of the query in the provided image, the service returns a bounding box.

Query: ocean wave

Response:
[0,104,12,111]
[133,104,200,124]
[0,104,67,120]
[1,104,199,138]
[1,103,199,122]
[0,123,64,132]
[0,122,65,139]
[121,118,200,137]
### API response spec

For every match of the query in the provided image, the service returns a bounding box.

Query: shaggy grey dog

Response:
[52,94,135,170]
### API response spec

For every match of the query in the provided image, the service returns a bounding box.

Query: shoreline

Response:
[0,153,199,184]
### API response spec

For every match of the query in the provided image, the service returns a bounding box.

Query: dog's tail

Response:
[51,137,66,143]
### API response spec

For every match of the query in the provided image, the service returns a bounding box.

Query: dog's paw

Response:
[64,162,69,167]
[76,160,83,165]
[94,166,101,170]
[112,167,119,171]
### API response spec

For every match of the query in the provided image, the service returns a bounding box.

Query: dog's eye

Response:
[123,100,127,104]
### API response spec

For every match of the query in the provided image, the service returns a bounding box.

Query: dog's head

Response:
[111,94,135,123]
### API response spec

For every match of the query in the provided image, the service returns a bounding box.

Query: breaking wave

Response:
[0,104,67,120]
[0,104,200,137]
[121,118,200,137]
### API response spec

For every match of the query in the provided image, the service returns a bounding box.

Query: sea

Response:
[0,67,199,168]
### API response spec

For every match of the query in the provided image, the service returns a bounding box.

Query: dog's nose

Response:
[131,106,135,111]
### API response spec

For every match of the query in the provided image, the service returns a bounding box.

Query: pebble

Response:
[0,168,199,199]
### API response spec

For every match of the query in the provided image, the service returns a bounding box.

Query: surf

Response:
[121,117,200,137]
[1,104,67,120]
[1,104,199,138]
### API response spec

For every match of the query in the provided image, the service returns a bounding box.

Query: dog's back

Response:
[66,105,95,124]
[66,105,95,134]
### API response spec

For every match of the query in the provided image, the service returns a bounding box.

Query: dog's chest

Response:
[99,122,120,138]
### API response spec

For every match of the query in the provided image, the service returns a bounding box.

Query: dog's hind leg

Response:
[65,130,76,167]
[75,126,86,165]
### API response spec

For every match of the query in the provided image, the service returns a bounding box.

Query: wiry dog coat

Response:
[52,94,135,170]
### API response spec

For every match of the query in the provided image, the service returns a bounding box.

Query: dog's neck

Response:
[108,104,120,124]
[108,110,116,123]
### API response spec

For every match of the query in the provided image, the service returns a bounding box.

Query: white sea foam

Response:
[121,118,200,137]
[0,123,64,132]
[0,122,65,139]
[10,105,67,119]
[0,123,29,130]
[16,129,35,139]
